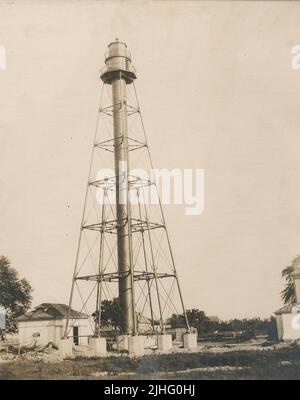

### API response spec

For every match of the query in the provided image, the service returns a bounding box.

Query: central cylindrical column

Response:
[112,76,134,334]
[100,39,137,335]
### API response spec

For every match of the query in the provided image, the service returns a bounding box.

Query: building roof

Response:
[207,315,221,323]
[274,303,299,315]
[17,303,88,322]
[137,312,151,325]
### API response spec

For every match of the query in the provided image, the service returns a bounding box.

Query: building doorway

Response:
[73,326,79,345]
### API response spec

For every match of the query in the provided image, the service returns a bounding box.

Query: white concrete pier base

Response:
[116,334,129,351]
[89,337,107,356]
[128,336,145,357]
[59,338,73,358]
[183,333,197,351]
[157,335,172,352]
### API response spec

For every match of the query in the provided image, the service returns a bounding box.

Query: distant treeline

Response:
[169,309,277,340]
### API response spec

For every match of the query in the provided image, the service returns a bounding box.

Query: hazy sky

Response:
[1,0,300,320]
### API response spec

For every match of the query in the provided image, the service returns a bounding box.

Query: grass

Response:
[1,345,300,380]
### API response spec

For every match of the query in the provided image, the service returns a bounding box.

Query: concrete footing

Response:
[128,336,145,356]
[59,338,73,358]
[157,334,172,352]
[116,334,129,351]
[183,333,197,351]
[89,337,107,356]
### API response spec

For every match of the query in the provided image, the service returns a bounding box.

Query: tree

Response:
[281,256,299,305]
[170,309,206,328]
[92,298,121,330]
[170,310,276,340]
[169,309,217,336]
[0,256,33,333]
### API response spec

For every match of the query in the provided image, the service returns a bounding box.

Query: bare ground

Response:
[1,340,300,380]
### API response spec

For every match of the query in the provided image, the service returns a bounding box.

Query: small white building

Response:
[18,303,92,348]
[136,312,160,333]
[276,266,300,341]
[275,304,300,341]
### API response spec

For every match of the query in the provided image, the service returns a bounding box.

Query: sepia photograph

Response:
[1,0,300,384]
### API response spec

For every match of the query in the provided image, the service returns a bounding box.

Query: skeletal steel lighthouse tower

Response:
[64,40,190,346]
